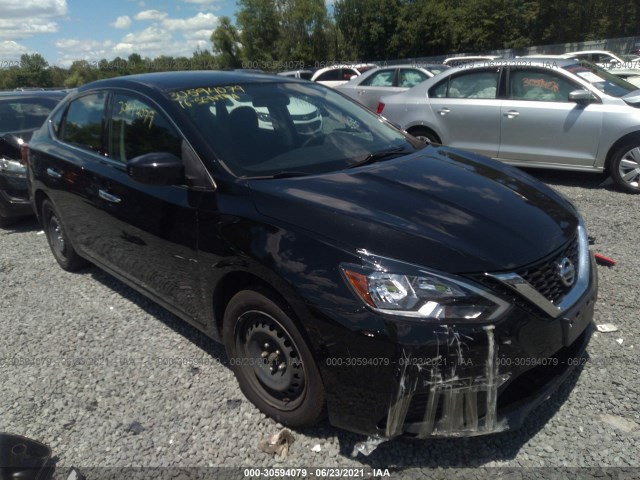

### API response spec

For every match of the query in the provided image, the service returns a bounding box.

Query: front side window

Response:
[509,69,578,102]
[429,70,499,99]
[109,94,182,163]
[61,93,107,153]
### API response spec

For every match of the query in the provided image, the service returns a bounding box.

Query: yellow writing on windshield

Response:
[170,85,246,109]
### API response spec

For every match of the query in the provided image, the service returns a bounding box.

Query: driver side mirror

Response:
[568,89,594,105]
[127,152,184,186]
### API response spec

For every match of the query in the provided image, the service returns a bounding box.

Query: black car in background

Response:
[27,72,597,440]
[0,90,69,226]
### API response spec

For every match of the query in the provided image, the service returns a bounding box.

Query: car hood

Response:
[248,146,578,273]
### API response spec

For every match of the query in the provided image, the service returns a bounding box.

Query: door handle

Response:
[46,168,62,179]
[99,189,121,204]
[504,110,520,118]
[357,90,365,95]
[437,108,450,116]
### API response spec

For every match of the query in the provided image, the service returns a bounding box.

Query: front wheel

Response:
[610,143,640,193]
[223,289,325,427]
[41,199,87,271]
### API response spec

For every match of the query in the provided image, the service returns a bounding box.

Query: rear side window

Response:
[109,93,182,163]
[399,69,429,88]
[360,69,395,87]
[429,70,499,99]
[61,93,107,153]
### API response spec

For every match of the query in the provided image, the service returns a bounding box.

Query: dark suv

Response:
[0,90,69,226]
[27,72,597,440]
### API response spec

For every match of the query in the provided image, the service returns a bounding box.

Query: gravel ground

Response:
[0,169,638,480]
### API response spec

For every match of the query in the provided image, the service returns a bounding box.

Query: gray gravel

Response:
[1,169,639,479]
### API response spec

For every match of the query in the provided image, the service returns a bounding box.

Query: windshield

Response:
[170,81,422,177]
[563,61,637,97]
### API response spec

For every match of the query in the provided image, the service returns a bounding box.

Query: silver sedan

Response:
[336,64,448,111]
[378,58,640,193]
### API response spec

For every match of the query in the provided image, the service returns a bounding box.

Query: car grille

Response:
[516,234,579,304]
[470,233,580,316]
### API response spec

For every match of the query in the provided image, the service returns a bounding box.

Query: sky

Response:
[0,0,238,68]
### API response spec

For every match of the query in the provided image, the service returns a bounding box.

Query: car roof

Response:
[77,71,298,94]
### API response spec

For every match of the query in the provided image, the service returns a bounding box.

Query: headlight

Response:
[341,252,510,321]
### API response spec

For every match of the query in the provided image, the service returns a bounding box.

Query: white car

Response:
[311,64,377,88]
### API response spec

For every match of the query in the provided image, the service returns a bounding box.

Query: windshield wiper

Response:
[347,146,412,169]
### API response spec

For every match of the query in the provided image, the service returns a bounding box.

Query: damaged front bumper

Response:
[318,255,597,440]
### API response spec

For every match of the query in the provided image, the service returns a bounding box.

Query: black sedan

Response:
[0,90,69,226]
[27,71,597,440]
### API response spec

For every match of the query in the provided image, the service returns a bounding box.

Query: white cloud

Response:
[53,38,115,67]
[0,0,67,39]
[0,0,67,18]
[0,40,30,62]
[162,12,218,31]
[111,15,132,29]
[134,9,168,21]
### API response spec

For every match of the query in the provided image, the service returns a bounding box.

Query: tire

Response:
[41,199,87,271]
[610,143,640,194]
[223,288,325,427]
[408,127,440,145]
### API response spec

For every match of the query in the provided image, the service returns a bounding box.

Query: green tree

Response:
[211,16,243,68]
[237,0,280,65]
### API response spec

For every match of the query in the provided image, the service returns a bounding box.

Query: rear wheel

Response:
[408,127,440,145]
[41,199,87,271]
[223,289,325,427]
[610,143,640,193]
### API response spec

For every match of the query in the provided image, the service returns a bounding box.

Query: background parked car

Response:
[336,64,449,111]
[0,90,69,226]
[378,58,640,193]
[311,63,377,87]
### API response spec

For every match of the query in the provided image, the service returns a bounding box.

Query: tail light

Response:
[20,143,29,166]
[376,103,385,114]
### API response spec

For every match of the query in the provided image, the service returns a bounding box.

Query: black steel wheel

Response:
[223,289,325,426]
[41,199,87,271]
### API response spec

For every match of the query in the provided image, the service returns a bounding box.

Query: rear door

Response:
[426,67,502,157]
[498,67,603,167]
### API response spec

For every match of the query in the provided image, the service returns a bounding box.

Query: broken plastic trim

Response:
[487,222,590,318]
